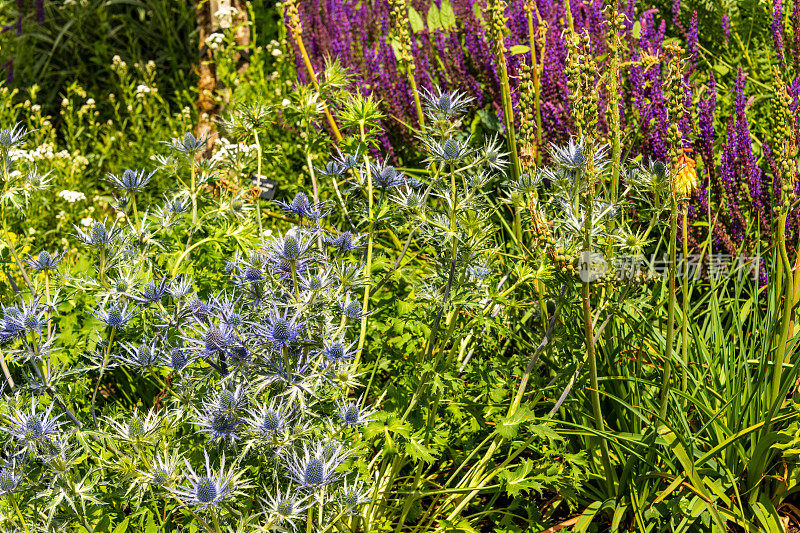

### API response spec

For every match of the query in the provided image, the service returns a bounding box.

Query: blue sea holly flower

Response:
[275,192,326,221]
[72,219,121,248]
[284,441,349,491]
[269,232,312,262]
[0,123,28,148]
[0,458,23,495]
[262,487,311,532]
[129,277,169,304]
[338,297,368,320]
[334,146,361,171]
[326,230,362,254]
[320,338,359,363]
[336,396,376,427]
[161,346,194,371]
[339,477,370,514]
[168,276,194,300]
[207,385,247,414]
[116,337,161,369]
[193,408,242,443]
[425,137,473,164]
[140,448,181,487]
[421,87,474,120]
[165,131,210,154]
[184,323,235,358]
[3,398,63,446]
[246,399,291,437]
[369,161,405,189]
[315,160,345,177]
[24,250,65,273]
[92,302,138,330]
[171,451,235,509]
[256,308,304,353]
[105,168,156,193]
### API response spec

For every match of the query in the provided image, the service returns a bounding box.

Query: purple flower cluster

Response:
[289,0,681,161]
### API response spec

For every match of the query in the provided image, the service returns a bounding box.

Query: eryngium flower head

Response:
[262,486,311,531]
[268,231,312,262]
[284,441,348,491]
[116,337,161,369]
[256,308,304,353]
[421,87,474,120]
[336,396,376,427]
[315,160,345,177]
[161,346,194,371]
[184,322,235,358]
[425,137,473,164]
[0,123,28,148]
[72,219,121,248]
[246,398,291,437]
[339,477,370,513]
[168,276,194,300]
[0,458,23,495]
[24,250,65,273]
[141,448,181,487]
[275,192,326,221]
[326,230,362,254]
[334,146,362,171]
[129,277,169,304]
[165,131,211,154]
[105,168,156,192]
[106,408,161,443]
[338,296,369,320]
[92,302,138,329]
[3,398,63,445]
[320,338,359,363]
[369,161,405,188]
[193,408,242,443]
[171,451,235,509]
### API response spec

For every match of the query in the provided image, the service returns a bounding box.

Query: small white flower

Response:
[271,48,282,57]
[80,217,93,227]
[57,190,86,203]
[281,98,291,108]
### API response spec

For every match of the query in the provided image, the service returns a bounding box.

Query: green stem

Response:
[8,493,29,533]
[772,208,794,405]
[91,327,115,426]
[680,204,689,393]
[658,197,678,421]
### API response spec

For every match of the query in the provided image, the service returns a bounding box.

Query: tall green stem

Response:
[658,197,678,421]
[680,204,689,393]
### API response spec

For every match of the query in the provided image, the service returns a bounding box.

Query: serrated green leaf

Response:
[406,438,436,463]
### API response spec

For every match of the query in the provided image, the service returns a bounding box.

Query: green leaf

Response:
[144,513,158,533]
[510,45,530,55]
[498,459,542,497]
[439,1,456,29]
[408,7,424,33]
[112,518,129,533]
[406,438,436,463]
[427,4,441,30]
[631,20,641,40]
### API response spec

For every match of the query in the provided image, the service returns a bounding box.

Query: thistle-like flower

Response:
[421,87,474,120]
[161,345,194,371]
[0,123,28,148]
[0,458,23,495]
[255,307,305,353]
[425,137,473,164]
[165,130,212,154]
[105,168,156,193]
[320,338,359,363]
[284,441,348,491]
[339,477,370,513]
[193,407,242,443]
[128,277,169,304]
[115,337,161,369]
[368,161,405,189]
[246,398,291,437]
[141,448,181,487]
[106,408,161,443]
[275,192,327,221]
[3,398,63,446]
[92,302,138,329]
[171,451,235,509]
[261,486,311,531]
[24,250,65,273]
[72,219,122,248]
[326,230,362,254]
[335,396,376,427]
[338,296,369,320]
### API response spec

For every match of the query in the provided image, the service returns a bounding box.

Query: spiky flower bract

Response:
[171,451,235,509]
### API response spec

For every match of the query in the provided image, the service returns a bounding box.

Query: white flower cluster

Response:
[205,33,225,51]
[57,190,87,203]
[9,143,62,162]
[135,85,158,98]
[210,137,257,164]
